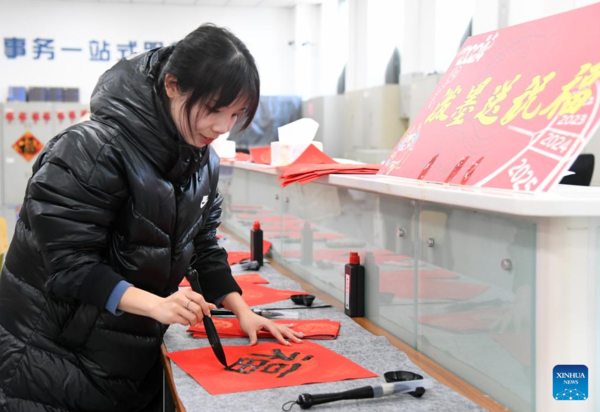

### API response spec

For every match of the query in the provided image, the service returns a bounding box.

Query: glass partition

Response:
[218,168,536,411]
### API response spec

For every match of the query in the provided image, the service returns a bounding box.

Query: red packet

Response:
[188,318,341,340]
[250,146,272,165]
[166,341,377,395]
[240,283,308,306]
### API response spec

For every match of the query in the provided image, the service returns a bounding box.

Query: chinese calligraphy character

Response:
[474,74,522,126]
[425,86,462,123]
[33,38,54,60]
[4,38,26,59]
[446,77,492,127]
[117,41,137,59]
[144,41,163,50]
[90,40,110,61]
[500,72,556,125]
[540,62,600,119]
[226,349,314,379]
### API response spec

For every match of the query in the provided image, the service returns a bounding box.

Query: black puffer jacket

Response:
[0,47,241,411]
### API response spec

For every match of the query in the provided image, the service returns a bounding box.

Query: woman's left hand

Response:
[238,310,304,346]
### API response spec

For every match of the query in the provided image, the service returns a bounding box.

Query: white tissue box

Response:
[270,141,324,167]
[212,140,236,159]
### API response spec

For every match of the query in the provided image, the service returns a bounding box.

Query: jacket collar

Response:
[90,46,208,184]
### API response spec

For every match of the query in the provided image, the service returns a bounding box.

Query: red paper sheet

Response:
[285,144,337,168]
[240,282,308,307]
[381,277,488,300]
[250,146,272,165]
[279,163,380,187]
[181,272,269,288]
[227,251,251,265]
[235,273,269,285]
[166,341,377,395]
[188,319,340,340]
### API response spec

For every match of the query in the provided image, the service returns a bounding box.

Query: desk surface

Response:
[222,159,600,217]
[162,234,486,412]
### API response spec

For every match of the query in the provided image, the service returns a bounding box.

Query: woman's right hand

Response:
[150,290,217,326]
[118,287,216,326]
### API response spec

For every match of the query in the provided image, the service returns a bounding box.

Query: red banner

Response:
[167,341,377,395]
[379,3,600,192]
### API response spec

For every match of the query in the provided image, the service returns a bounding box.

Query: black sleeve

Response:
[191,192,241,304]
[25,131,128,308]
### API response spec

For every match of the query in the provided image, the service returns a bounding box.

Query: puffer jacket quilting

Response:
[0,47,241,411]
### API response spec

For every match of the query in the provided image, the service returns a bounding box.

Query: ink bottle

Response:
[344,252,365,317]
[250,221,263,267]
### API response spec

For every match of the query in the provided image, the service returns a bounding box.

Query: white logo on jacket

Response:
[200,195,209,209]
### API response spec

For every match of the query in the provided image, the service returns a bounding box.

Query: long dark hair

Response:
[162,24,260,131]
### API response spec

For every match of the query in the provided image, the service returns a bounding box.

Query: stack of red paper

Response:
[276,145,380,187]
[187,318,341,340]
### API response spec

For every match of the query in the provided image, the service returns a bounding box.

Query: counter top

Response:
[222,160,600,217]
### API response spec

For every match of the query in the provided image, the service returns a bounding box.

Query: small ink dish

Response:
[291,294,315,307]
[384,371,426,398]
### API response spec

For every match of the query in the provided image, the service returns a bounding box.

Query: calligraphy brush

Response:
[186,268,228,368]
[285,379,432,410]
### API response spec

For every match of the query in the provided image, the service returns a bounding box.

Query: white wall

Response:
[0,0,295,104]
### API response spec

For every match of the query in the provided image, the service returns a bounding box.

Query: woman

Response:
[0,24,302,411]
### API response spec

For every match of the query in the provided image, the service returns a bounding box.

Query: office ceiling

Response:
[61,0,323,7]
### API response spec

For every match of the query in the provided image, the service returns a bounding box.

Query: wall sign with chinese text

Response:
[166,341,377,395]
[379,3,600,192]
[12,131,43,161]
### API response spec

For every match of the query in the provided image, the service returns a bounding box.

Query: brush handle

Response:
[297,386,374,409]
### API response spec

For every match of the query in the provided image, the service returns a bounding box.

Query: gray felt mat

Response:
[163,233,486,412]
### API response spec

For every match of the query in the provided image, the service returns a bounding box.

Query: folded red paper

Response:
[187,318,340,340]
[240,282,308,307]
[166,341,377,395]
[278,162,381,187]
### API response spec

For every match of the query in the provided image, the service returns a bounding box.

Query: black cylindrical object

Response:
[344,252,365,317]
[250,221,263,267]
[297,386,374,409]
[301,221,313,266]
